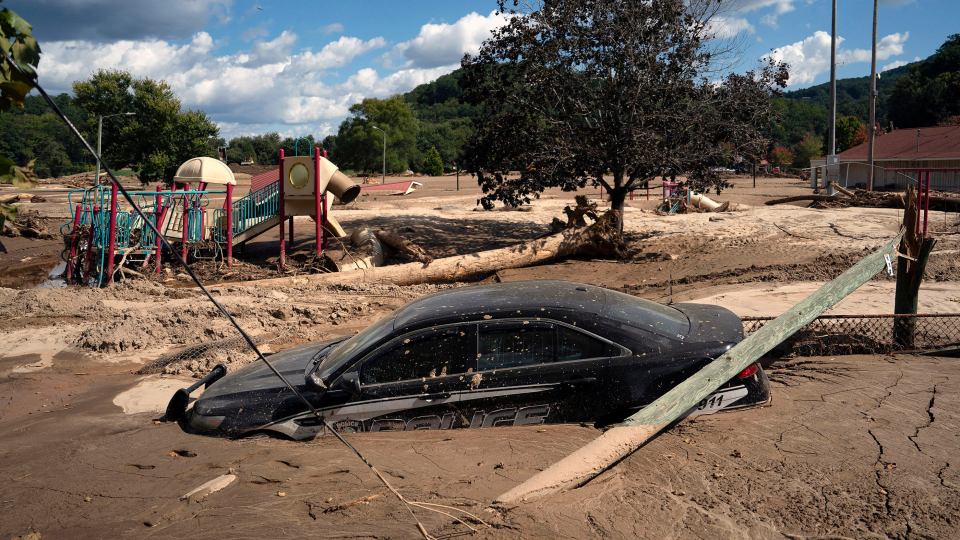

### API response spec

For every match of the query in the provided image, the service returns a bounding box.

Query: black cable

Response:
[8,54,434,537]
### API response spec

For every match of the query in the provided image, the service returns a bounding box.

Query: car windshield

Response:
[315,312,397,381]
[602,290,690,338]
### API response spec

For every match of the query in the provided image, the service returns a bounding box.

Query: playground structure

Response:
[61,147,360,286]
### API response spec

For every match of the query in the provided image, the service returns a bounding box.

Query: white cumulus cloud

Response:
[766,31,909,86]
[708,16,756,39]
[35,27,467,139]
[382,11,510,69]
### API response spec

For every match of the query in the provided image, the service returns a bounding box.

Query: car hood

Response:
[200,337,343,400]
[672,303,743,345]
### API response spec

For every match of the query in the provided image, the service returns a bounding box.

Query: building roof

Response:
[250,169,279,193]
[839,125,960,160]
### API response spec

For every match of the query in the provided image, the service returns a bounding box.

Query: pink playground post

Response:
[226,182,234,267]
[182,182,190,262]
[106,182,118,285]
[278,149,286,270]
[314,147,322,259]
[66,204,81,282]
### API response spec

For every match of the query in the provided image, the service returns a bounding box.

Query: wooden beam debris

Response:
[494,231,905,504]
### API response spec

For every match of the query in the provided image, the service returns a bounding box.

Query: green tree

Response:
[887,34,960,128]
[769,145,793,169]
[831,115,864,153]
[335,97,419,174]
[460,0,787,221]
[226,136,254,164]
[791,134,823,169]
[0,0,41,228]
[72,69,219,184]
[424,146,444,176]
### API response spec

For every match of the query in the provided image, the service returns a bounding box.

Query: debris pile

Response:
[2,208,54,239]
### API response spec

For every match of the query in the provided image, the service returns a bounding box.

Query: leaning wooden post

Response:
[894,185,937,348]
[495,231,904,504]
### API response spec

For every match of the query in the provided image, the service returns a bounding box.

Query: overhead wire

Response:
[5,53,488,539]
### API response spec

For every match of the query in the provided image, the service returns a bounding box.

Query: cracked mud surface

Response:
[2,354,958,539]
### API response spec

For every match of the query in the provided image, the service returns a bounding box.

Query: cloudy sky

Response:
[9,0,955,141]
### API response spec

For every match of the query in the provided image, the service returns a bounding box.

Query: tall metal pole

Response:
[867,0,879,191]
[828,0,837,157]
[96,117,103,184]
[95,112,135,184]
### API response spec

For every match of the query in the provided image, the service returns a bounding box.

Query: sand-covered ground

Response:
[1,174,959,539]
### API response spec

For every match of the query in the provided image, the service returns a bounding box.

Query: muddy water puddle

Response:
[0,258,67,289]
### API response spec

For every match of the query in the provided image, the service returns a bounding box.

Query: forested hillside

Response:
[0,93,90,179]
[7,35,957,179]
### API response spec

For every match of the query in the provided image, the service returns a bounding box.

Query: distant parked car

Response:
[178,281,771,440]
[772,167,780,173]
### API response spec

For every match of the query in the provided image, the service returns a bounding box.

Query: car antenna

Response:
[668,272,674,305]
[14,57,488,540]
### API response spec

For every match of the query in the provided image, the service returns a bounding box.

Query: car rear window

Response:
[602,290,690,339]
[557,325,609,361]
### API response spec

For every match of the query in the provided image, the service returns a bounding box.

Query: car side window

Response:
[478,322,553,371]
[361,326,470,385]
[557,325,611,361]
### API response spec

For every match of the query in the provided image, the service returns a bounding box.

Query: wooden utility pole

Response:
[867,0,879,191]
[495,231,904,503]
[893,186,936,347]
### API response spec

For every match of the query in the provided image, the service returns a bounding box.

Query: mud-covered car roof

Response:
[392,281,607,331]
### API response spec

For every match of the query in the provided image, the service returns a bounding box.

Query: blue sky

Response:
[10,0,957,140]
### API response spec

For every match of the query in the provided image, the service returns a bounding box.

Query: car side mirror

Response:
[338,372,361,395]
[305,369,327,395]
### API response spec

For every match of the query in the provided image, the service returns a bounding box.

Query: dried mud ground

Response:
[2,175,960,539]
[2,356,958,539]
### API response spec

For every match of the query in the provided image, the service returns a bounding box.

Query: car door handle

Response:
[419,392,452,402]
[560,378,597,391]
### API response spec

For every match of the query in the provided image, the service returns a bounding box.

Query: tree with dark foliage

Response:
[459,0,788,222]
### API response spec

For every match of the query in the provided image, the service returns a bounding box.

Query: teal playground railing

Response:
[211,180,279,243]
[61,186,228,286]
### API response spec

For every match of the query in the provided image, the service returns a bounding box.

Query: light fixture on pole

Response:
[96,112,136,184]
[371,125,386,184]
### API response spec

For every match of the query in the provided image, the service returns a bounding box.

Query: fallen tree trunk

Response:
[494,230,905,504]
[829,182,856,198]
[765,195,843,205]
[768,191,960,209]
[375,229,434,265]
[221,211,623,288]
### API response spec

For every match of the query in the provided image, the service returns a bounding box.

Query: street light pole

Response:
[867,0,879,191]
[372,126,385,184]
[96,112,136,184]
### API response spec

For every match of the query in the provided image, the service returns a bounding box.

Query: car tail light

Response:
[737,362,759,379]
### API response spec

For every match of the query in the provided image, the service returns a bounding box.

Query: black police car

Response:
[179,281,770,439]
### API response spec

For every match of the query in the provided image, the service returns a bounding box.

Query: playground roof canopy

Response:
[174,157,236,186]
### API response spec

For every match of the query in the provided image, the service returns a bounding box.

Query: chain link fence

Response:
[742,313,960,356]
